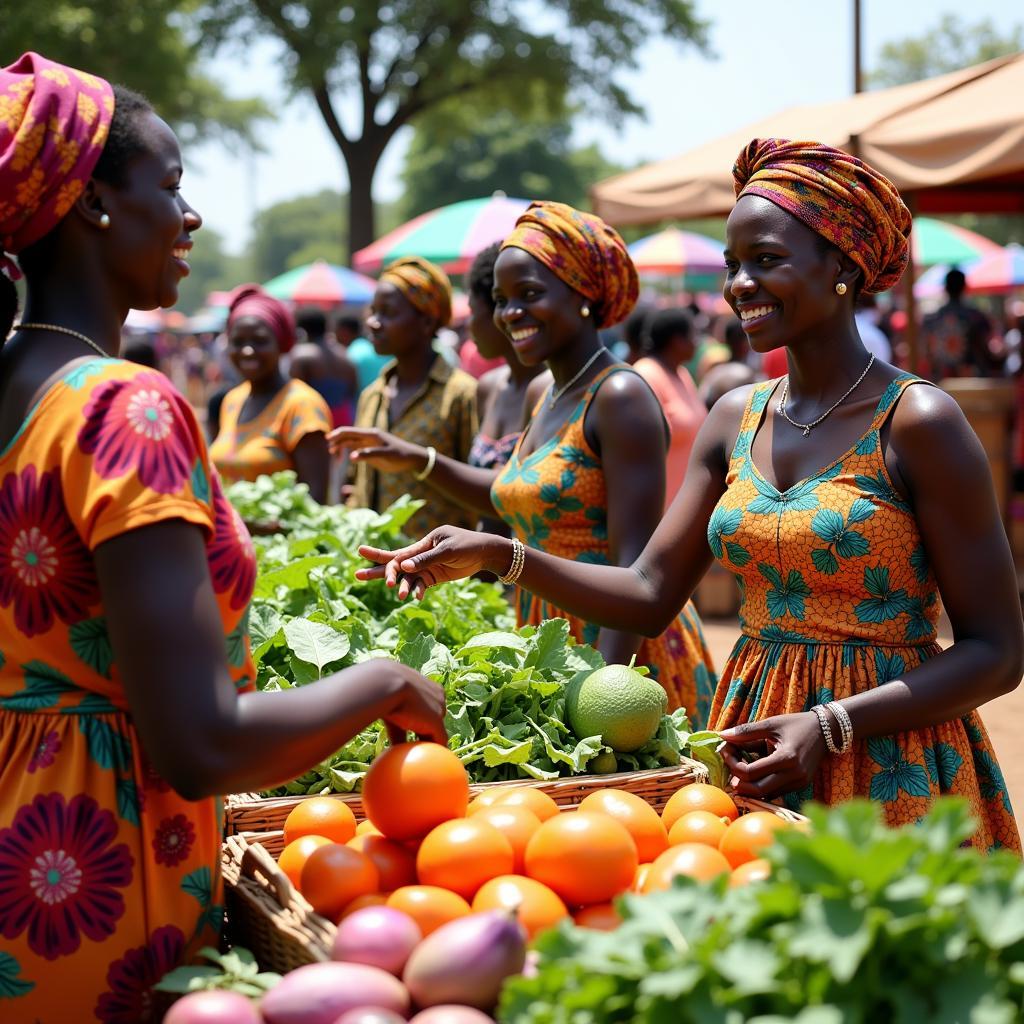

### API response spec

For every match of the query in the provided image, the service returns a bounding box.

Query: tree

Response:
[869,15,1023,87]
[1,0,268,146]
[199,0,710,257]
[248,189,348,281]
[174,227,249,314]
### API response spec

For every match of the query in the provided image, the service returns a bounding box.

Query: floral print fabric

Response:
[0,359,256,1020]
[492,365,717,725]
[708,374,1020,851]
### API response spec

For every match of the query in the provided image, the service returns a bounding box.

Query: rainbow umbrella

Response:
[263,260,377,306]
[960,243,1024,294]
[352,195,531,276]
[911,218,1003,267]
[628,227,725,275]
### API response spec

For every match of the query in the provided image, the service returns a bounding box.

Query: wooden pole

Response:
[903,193,919,373]
[853,0,864,93]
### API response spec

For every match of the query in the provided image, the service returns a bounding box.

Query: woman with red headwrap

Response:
[0,54,444,1020]
[208,283,332,502]
[362,144,1020,851]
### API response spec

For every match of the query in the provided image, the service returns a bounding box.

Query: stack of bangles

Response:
[499,538,526,586]
[810,702,853,754]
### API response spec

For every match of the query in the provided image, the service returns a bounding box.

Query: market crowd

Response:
[0,49,1021,1022]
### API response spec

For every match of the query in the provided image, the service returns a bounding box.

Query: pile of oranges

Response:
[276,742,793,939]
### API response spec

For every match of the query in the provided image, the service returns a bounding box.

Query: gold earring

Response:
[99,213,111,229]
[835,282,848,296]
[580,304,591,318]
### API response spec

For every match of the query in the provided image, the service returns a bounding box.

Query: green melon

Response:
[566,664,667,753]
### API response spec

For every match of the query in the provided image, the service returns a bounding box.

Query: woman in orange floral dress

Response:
[0,54,444,1022]
[363,141,1020,852]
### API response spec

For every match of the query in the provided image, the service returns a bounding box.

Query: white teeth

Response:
[510,327,537,341]
[172,248,190,259]
[740,305,777,321]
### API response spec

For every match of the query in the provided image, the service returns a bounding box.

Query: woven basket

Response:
[224,757,710,836]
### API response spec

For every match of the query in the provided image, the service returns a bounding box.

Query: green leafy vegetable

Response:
[154,946,280,999]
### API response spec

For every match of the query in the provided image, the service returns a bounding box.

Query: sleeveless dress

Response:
[708,374,1020,852]
[0,359,258,1021]
[492,365,717,725]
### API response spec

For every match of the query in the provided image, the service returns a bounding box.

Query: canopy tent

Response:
[591,53,1024,224]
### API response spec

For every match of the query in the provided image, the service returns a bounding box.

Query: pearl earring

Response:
[835,282,848,296]
[580,304,591,318]
[99,213,111,229]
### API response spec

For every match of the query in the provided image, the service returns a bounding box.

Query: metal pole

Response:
[854,0,863,93]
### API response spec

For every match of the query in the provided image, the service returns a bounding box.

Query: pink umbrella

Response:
[628,227,726,275]
[962,244,1024,294]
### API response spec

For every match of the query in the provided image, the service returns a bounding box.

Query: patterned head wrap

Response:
[379,256,452,328]
[0,52,115,280]
[501,201,639,327]
[732,138,911,295]
[227,284,296,353]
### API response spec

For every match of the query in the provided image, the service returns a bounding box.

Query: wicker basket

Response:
[224,757,710,836]
[224,792,807,972]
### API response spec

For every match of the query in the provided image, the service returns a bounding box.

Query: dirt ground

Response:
[699,616,1024,815]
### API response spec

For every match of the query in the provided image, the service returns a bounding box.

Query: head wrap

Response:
[501,201,639,327]
[379,256,452,328]
[0,52,115,280]
[227,284,296,353]
[732,138,911,295]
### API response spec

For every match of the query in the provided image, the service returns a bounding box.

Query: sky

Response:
[180,0,1021,255]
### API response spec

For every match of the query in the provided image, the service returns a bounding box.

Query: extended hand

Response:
[375,660,448,746]
[356,527,512,600]
[327,426,425,473]
[717,712,827,800]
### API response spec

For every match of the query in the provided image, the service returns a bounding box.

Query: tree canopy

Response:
[199,0,710,256]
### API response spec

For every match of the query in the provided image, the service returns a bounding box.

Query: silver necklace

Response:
[778,354,875,437]
[14,322,111,359]
[547,347,606,410]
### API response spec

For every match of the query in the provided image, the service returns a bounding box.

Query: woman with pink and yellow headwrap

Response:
[0,53,446,1020]
[360,149,1020,853]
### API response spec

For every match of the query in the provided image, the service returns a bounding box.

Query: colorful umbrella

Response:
[627,227,725,275]
[352,195,531,276]
[263,260,377,306]
[959,243,1024,294]
[911,218,1003,268]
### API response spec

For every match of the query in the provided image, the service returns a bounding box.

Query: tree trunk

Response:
[346,146,383,263]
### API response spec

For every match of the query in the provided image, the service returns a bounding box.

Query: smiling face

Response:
[228,315,280,384]
[99,111,201,311]
[365,281,434,359]
[492,247,589,366]
[723,194,851,353]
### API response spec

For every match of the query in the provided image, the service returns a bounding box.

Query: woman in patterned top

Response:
[208,285,332,502]
[0,54,445,1022]
[362,140,1021,851]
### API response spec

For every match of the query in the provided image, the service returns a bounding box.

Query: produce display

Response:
[226,474,724,793]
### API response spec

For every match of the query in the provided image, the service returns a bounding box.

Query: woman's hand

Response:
[373,659,448,746]
[327,426,426,473]
[356,527,513,600]
[718,712,828,799]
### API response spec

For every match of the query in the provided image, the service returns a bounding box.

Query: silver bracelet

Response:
[828,701,854,754]
[498,539,526,585]
[810,704,840,755]
[414,446,437,481]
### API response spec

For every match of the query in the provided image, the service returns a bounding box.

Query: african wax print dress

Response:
[492,365,717,725]
[208,377,331,485]
[0,359,257,1021]
[708,374,1020,852]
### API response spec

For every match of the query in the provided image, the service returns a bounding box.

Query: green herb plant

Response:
[154,946,280,999]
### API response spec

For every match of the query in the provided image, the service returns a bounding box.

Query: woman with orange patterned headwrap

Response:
[361,150,1020,852]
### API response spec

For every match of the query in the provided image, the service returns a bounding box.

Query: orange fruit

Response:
[667,810,730,849]
[283,797,357,846]
[416,818,515,899]
[300,843,380,920]
[573,902,622,931]
[643,843,731,891]
[336,892,389,922]
[718,812,788,869]
[362,742,469,841]
[662,785,738,831]
[278,834,332,889]
[729,858,771,888]
[524,811,638,907]
[633,863,653,892]
[346,833,418,891]
[578,789,668,863]
[473,806,543,873]
[492,787,560,822]
[466,791,505,815]
[386,885,471,937]
[356,819,382,836]
[472,875,568,939]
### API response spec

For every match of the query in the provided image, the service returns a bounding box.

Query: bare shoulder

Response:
[476,364,509,404]
[593,366,663,415]
[889,379,976,446]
